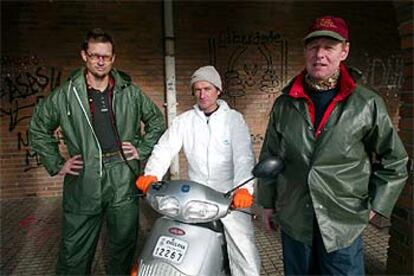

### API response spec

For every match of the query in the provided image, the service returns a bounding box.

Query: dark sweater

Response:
[306,86,339,129]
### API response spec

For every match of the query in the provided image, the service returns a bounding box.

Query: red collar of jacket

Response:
[288,63,356,137]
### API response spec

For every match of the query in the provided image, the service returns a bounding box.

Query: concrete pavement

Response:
[1,197,389,275]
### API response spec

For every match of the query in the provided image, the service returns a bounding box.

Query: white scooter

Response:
[131,157,283,276]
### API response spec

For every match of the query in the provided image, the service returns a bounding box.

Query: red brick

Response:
[398,20,414,36]
[396,193,413,209]
[401,36,414,50]
[399,117,414,130]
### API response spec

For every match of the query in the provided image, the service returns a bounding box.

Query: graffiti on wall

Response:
[208,29,288,145]
[361,53,404,89]
[1,55,63,171]
[209,29,288,97]
[359,53,404,129]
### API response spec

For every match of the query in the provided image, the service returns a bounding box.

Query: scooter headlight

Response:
[153,196,180,217]
[182,200,219,222]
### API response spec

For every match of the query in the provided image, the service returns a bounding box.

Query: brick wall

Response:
[1,1,407,202]
[1,1,165,198]
[172,1,405,179]
[386,2,413,275]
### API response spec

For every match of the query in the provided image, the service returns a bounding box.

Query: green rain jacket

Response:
[29,68,165,214]
[258,63,408,253]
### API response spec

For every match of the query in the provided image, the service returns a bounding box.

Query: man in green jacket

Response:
[258,16,408,275]
[29,28,165,275]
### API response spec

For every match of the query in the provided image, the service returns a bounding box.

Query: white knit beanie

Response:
[190,65,222,91]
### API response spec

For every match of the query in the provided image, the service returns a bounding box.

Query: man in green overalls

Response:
[29,28,165,275]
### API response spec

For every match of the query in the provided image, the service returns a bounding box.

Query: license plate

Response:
[152,236,188,264]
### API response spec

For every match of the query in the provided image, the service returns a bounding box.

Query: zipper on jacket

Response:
[206,116,211,182]
[112,88,116,112]
[73,86,103,177]
[66,81,72,116]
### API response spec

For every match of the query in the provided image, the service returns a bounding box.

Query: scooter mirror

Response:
[252,156,284,179]
[224,156,284,196]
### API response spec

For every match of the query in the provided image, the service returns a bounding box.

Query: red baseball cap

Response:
[303,16,349,43]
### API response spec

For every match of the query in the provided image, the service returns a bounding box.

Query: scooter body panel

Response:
[139,217,227,276]
[135,158,284,276]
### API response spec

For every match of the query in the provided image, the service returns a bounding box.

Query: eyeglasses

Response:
[86,51,113,62]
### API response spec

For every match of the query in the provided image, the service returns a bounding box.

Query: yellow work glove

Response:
[232,188,253,208]
[136,175,158,193]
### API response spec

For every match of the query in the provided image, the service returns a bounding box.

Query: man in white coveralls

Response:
[136,65,261,276]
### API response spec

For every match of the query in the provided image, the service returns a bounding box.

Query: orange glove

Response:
[136,175,158,193]
[232,188,253,208]
[130,262,138,276]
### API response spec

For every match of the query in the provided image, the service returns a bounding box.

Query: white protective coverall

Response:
[145,99,260,276]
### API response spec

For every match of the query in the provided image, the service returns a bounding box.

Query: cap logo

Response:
[304,16,349,42]
[317,18,336,29]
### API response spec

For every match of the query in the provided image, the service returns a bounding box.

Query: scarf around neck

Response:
[305,69,340,91]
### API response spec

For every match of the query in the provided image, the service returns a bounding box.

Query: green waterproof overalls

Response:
[56,156,139,275]
[29,69,165,275]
